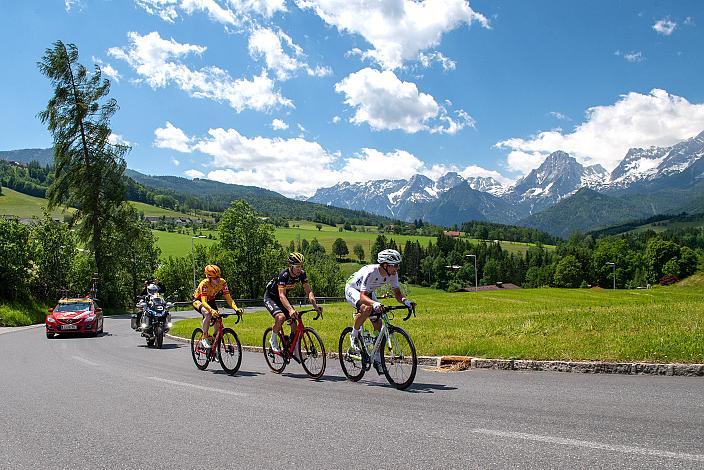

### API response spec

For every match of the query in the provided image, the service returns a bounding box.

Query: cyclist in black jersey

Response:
[263,252,321,353]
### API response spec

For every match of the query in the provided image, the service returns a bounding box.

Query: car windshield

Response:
[54,302,91,313]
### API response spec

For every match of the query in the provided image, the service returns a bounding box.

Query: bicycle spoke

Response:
[381,327,417,390]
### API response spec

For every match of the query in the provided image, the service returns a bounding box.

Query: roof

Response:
[59,297,92,303]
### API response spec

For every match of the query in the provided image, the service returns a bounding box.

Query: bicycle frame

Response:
[273,308,320,360]
[197,311,242,359]
[352,305,414,366]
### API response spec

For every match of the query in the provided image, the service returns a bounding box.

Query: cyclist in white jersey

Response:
[345,249,415,367]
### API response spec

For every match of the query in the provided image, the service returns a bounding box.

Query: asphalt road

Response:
[1,315,703,469]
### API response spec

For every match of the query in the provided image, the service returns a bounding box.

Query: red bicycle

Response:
[262,307,326,379]
[191,310,243,375]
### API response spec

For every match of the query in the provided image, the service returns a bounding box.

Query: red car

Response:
[46,298,104,339]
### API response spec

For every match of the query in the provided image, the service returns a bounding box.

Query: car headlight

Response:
[84,315,96,323]
[47,317,56,323]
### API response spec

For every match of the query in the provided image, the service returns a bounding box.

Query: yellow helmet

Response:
[288,252,305,265]
[204,264,221,278]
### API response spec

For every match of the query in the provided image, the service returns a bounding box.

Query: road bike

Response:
[191,310,243,375]
[338,304,417,390]
[262,307,326,379]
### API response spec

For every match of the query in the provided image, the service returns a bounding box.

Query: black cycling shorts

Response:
[263,292,289,319]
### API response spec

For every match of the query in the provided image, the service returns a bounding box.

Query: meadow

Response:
[0,187,74,219]
[153,220,552,260]
[170,273,704,363]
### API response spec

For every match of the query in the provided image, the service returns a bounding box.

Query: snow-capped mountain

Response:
[308,130,704,228]
[605,130,704,191]
[504,151,608,214]
[308,172,501,219]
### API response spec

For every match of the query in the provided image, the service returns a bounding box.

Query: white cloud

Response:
[295,0,489,69]
[109,31,292,112]
[154,122,497,196]
[271,118,288,130]
[155,121,192,152]
[496,88,704,175]
[248,27,330,80]
[184,169,205,178]
[615,50,645,63]
[108,133,132,146]
[134,0,285,26]
[653,18,677,36]
[417,51,456,71]
[458,165,513,185]
[331,115,341,124]
[335,68,473,134]
[65,0,84,12]
[171,158,181,166]
[549,111,570,121]
[93,57,122,82]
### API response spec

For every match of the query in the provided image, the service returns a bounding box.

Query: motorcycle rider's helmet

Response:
[146,283,159,295]
[288,252,305,265]
[204,264,221,278]
[377,249,402,265]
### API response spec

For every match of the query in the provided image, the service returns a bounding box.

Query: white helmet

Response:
[377,249,402,265]
[146,283,159,295]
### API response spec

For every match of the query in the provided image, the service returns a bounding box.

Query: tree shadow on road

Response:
[207,369,264,378]
[137,343,183,350]
[358,379,458,394]
[280,371,348,383]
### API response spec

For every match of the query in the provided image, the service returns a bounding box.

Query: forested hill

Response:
[0,157,394,226]
[0,148,53,166]
[124,169,393,225]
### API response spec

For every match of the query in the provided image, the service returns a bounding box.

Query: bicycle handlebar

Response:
[381,304,416,321]
[292,307,323,320]
[218,309,243,324]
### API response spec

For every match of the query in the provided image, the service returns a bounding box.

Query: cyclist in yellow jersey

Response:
[192,264,242,348]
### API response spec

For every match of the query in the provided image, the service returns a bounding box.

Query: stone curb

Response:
[166,333,704,377]
[469,358,704,377]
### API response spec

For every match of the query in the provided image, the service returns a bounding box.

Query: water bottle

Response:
[362,330,372,349]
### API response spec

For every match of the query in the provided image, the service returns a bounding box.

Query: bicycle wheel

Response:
[299,327,326,379]
[338,327,365,382]
[218,328,242,375]
[191,328,210,370]
[262,327,287,374]
[380,326,417,390]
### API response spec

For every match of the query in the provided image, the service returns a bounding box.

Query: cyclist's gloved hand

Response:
[372,301,383,313]
[403,298,415,308]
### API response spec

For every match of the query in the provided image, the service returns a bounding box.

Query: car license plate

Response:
[61,325,78,330]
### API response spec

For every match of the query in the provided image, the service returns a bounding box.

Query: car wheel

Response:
[46,332,54,339]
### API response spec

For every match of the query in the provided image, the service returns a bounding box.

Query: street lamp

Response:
[605,262,615,289]
[465,254,478,292]
[192,235,207,289]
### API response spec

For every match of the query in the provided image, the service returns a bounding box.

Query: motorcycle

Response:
[132,294,174,348]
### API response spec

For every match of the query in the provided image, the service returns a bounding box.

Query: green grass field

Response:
[152,222,552,260]
[153,230,218,258]
[0,187,74,219]
[170,274,704,363]
[0,188,201,220]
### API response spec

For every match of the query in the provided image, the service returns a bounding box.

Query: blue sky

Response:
[1,0,703,197]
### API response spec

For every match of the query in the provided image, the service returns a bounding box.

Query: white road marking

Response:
[147,377,247,397]
[72,356,99,366]
[470,428,704,462]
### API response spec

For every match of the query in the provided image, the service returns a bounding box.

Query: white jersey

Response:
[347,264,399,293]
